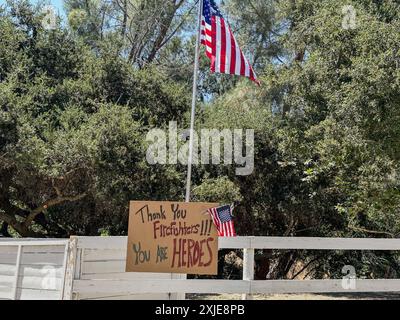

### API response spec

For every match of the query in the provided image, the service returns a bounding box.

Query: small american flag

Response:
[207,204,237,237]
[200,0,259,85]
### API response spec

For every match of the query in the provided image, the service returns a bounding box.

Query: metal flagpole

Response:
[185,0,203,203]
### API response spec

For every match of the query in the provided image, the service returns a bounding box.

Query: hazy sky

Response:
[0,0,64,11]
[0,0,66,19]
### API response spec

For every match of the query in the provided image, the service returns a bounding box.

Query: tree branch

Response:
[24,193,87,229]
[348,225,394,238]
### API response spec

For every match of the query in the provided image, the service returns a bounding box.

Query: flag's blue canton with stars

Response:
[200,0,259,85]
[203,0,222,24]
[217,205,233,223]
[207,204,237,237]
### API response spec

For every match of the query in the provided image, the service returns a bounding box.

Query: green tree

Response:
[0,1,190,237]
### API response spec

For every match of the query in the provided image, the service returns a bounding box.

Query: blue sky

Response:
[0,0,66,19]
[0,0,64,11]
[0,1,225,17]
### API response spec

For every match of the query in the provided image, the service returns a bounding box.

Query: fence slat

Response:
[249,237,400,250]
[73,279,400,295]
[12,245,22,300]
[16,288,60,300]
[73,279,251,294]
[62,237,77,300]
[76,236,400,250]
[0,240,68,247]
[80,272,179,280]
[242,248,255,300]
[251,279,400,294]
[76,237,127,250]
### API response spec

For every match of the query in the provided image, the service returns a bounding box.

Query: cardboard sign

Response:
[126,201,219,275]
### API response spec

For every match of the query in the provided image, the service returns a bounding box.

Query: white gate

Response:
[0,239,69,300]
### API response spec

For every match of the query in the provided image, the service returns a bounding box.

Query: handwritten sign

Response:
[126,201,219,275]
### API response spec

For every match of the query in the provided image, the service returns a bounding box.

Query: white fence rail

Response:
[71,236,400,300]
[2,236,400,300]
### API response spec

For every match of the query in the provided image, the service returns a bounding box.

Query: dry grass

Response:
[188,293,400,300]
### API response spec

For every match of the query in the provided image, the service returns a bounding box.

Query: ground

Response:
[188,293,400,300]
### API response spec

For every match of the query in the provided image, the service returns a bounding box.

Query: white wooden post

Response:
[171,274,187,300]
[242,248,255,300]
[59,242,70,300]
[72,247,83,300]
[62,237,78,300]
[12,245,22,300]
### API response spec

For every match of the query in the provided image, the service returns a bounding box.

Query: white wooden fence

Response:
[2,236,400,300]
[66,236,185,300]
[0,239,69,300]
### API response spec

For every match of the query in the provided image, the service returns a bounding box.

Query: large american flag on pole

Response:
[200,0,260,85]
[207,204,237,237]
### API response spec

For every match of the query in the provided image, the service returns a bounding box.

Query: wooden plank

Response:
[12,245,22,300]
[2,264,64,278]
[62,237,77,300]
[219,237,251,249]
[22,246,66,253]
[73,279,251,294]
[0,238,63,242]
[22,246,65,255]
[21,253,65,265]
[59,243,69,300]
[71,248,82,300]
[250,279,400,294]
[0,275,14,289]
[249,237,400,250]
[1,274,62,290]
[81,272,178,280]
[77,237,127,250]
[77,236,400,251]
[242,248,255,300]
[0,245,65,255]
[0,253,18,264]
[0,246,18,254]
[0,264,16,276]
[22,275,62,291]
[74,279,400,295]
[83,249,126,261]
[19,265,64,278]
[218,236,400,250]
[19,275,63,291]
[0,284,12,292]
[78,293,170,300]
[171,273,187,300]
[0,240,68,247]
[75,236,400,250]
[82,260,126,274]
[74,249,83,279]
[0,247,65,269]
[0,285,12,300]
[18,275,63,291]
[16,288,60,300]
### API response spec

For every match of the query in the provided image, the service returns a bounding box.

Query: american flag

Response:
[200,0,259,85]
[207,204,237,237]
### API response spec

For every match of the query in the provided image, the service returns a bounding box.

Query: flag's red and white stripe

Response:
[200,5,259,85]
[208,207,237,237]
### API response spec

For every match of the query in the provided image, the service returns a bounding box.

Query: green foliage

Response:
[193,177,243,204]
[0,1,189,237]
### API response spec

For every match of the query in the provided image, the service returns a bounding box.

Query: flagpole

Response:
[185,0,203,203]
